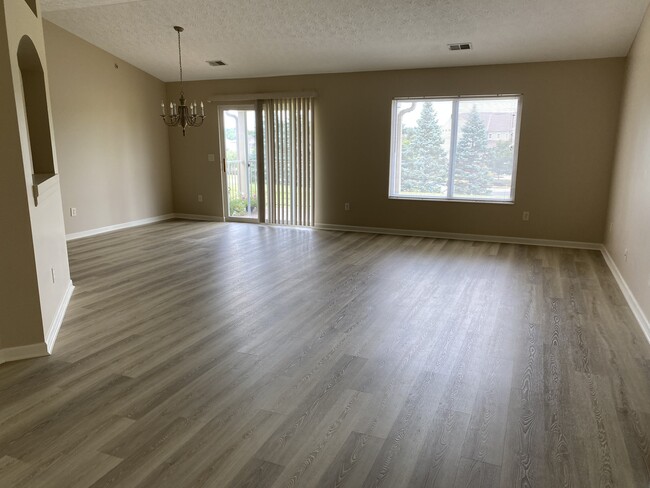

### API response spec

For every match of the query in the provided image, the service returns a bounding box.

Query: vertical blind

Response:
[263,98,314,226]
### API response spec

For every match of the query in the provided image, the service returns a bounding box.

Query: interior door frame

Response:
[217,102,262,223]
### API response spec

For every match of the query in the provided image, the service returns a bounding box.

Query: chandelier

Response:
[161,26,205,136]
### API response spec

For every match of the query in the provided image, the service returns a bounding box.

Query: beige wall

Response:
[0,2,42,350]
[168,58,624,243]
[1,0,71,352]
[606,7,650,328]
[44,21,173,236]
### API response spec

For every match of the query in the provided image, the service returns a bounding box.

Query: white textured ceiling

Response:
[41,0,650,82]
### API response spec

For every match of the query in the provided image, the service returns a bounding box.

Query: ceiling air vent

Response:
[207,60,227,66]
[448,43,472,51]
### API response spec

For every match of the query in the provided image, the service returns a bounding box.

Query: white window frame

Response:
[388,94,523,204]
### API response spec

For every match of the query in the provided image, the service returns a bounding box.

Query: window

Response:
[389,96,522,202]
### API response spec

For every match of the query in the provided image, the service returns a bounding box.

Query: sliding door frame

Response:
[217,102,264,223]
[255,100,266,223]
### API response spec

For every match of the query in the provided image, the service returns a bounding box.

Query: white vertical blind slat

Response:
[281,99,285,224]
[292,98,298,226]
[264,97,314,226]
[310,98,314,225]
[274,100,280,224]
[299,98,304,226]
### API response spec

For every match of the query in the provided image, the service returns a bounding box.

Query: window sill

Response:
[388,195,514,205]
[32,173,58,207]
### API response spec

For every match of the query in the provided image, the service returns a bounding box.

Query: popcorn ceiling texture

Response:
[41,0,649,81]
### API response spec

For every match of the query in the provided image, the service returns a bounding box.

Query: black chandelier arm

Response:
[161,114,182,127]
[188,115,206,127]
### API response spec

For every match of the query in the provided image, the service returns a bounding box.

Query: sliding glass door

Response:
[218,98,314,226]
[218,105,259,221]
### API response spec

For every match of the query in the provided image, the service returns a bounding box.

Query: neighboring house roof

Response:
[445,112,516,134]
[458,112,515,132]
[479,112,516,133]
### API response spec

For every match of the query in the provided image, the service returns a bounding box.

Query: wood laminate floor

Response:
[1,221,649,488]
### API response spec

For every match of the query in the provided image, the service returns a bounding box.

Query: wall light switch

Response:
[198,194,203,203]
[522,211,530,221]
[70,207,77,217]
[344,202,350,211]
[208,154,215,162]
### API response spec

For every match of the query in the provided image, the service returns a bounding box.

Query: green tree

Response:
[454,106,491,196]
[490,141,513,177]
[401,102,448,194]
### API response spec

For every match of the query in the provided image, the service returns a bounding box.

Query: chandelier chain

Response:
[177,28,183,94]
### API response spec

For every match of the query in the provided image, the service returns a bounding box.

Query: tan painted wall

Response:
[606,7,650,326]
[168,58,624,243]
[1,0,71,351]
[44,21,173,236]
[0,2,43,349]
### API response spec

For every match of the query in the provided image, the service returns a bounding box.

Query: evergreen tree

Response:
[401,102,448,194]
[454,106,492,196]
[490,141,513,176]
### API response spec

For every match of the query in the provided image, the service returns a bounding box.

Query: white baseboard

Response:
[601,246,650,344]
[314,223,601,250]
[66,213,228,240]
[0,342,48,365]
[0,280,74,364]
[174,213,225,222]
[46,280,75,354]
[66,214,176,241]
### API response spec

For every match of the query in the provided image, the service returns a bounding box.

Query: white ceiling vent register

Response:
[207,60,227,66]
[448,43,472,51]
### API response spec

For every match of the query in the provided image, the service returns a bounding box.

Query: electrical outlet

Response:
[344,202,350,211]
[51,267,55,283]
[198,194,203,203]
[70,207,77,217]
[522,211,530,221]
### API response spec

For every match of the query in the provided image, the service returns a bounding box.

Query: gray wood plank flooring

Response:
[0,220,649,487]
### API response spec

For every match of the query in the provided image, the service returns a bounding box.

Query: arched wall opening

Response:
[17,35,55,178]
